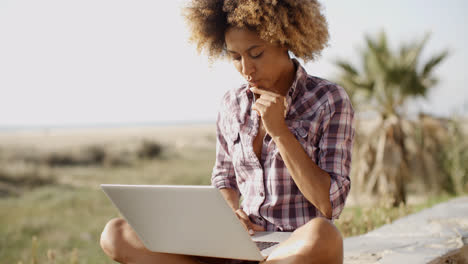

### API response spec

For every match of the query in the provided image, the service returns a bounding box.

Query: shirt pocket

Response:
[224,127,247,170]
[273,120,320,163]
[290,120,310,143]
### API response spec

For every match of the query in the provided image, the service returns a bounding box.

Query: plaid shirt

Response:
[211,59,354,231]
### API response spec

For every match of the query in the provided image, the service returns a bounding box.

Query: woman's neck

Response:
[275,59,296,96]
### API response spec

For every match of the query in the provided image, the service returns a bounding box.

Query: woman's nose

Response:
[241,57,255,77]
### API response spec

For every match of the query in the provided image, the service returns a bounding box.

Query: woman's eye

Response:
[232,56,241,61]
[251,51,263,59]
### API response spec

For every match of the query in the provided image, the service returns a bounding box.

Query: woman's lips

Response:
[248,80,260,87]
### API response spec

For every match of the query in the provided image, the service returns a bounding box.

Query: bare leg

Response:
[264,217,343,264]
[100,217,341,264]
[100,218,202,264]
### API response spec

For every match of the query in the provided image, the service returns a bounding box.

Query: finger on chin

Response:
[251,106,261,117]
[250,87,280,97]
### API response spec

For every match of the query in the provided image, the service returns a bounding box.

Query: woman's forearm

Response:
[249,87,333,218]
[273,128,333,218]
[219,188,241,211]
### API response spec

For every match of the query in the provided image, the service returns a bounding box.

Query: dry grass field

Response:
[0,124,458,263]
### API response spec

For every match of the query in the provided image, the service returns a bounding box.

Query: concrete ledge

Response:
[343,196,468,264]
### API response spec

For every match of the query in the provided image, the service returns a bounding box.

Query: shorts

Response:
[194,256,259,264]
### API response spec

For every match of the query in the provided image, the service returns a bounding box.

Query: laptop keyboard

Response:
[255,241,279,251]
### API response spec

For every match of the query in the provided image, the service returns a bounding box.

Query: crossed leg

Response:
[100,217,342,264]
[100,218,199,264]
[263,217,343,264]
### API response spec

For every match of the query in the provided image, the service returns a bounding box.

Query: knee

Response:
[310,217,343,242]
[308,217,342,243]
[100,218,128,262]
[300,217,343,263]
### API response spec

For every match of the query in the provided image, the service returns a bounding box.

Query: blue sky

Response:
[0,0,467,127]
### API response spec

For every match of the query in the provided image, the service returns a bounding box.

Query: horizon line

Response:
[0,119,217,132]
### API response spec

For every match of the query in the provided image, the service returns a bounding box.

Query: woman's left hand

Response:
[251,87,289,138]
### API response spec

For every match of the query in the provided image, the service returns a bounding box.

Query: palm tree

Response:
[335,31,448,205]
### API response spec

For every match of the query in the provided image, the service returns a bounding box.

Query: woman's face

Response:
[224,27,292,94]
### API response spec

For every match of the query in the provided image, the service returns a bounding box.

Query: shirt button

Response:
[260,192,264,197]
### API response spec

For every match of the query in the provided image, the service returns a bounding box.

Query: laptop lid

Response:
[101,184,265,261]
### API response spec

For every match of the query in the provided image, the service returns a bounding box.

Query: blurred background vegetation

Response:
[1,31,467,264]
[335,31,467,205]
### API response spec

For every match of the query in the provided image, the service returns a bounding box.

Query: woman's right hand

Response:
[235,209,265,235]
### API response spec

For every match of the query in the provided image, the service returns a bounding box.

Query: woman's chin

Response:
[264,87,281,94]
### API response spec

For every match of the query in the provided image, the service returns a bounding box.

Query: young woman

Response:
[100,1,354,263]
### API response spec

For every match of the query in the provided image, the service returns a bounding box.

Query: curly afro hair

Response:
[183,0,329,62]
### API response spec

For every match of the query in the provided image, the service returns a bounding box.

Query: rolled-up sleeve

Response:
[318,89,355,220]
[211,112,239,192]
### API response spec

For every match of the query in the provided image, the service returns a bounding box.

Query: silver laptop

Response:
[101,184,292,261]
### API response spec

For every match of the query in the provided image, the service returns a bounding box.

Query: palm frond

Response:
[334,30,447,118]
[400,33,430,69]
[335,60,359,76]
[422,50,449,77]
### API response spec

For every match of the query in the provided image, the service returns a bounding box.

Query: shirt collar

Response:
[287,58,308,103]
